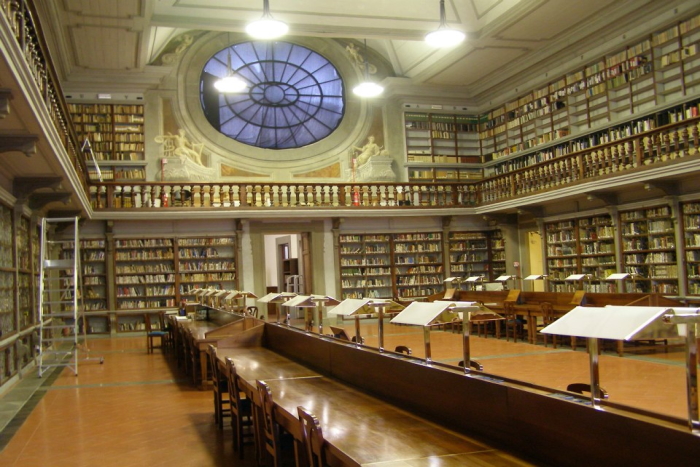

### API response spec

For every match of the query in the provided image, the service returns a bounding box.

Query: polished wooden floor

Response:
[0,319,689,467]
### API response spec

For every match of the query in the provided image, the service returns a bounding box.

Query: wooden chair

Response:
[297,406,326,467]
[226,357,254,458]
[538,302,558,348]
[246,306,259,318]
[502,301,524,342]
[394,345,412,355]
[257,380,282,467]
[256,380,296,467]
[145,313,167,353]
[207,345,230,429]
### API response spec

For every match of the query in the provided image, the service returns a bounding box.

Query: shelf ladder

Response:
[37,217,102,377]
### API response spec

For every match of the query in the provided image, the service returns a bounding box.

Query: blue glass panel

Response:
[201,41,345,150]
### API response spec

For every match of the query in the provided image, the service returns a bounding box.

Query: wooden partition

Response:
[263,323,700,466]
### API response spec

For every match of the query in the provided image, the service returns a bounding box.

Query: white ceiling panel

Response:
[425,46,527,86]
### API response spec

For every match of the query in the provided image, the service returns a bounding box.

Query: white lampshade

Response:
[246,0,288,40]
[425,0,466,48]
[353,81,384,98]
[245,17,288,39]
[214,76,247,93]
[425,28,465,48]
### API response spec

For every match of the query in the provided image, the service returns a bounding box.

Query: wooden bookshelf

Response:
[80,239,108,312]
[620,205,679,294]
[544,220,579,292]
[404,112,482,182]
[69,103,147,181]
[338,234,392,299]
[472,12,700,180]
[0,203,15,338]
[447,231,490,281]
[393,232,444,299]
[681,200,700,296]
[177,237,237,301]
[113,238,176,313]
[577,215,617,292]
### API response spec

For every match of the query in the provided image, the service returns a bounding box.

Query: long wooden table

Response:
[216,346,528,467]
[170,311,262,388]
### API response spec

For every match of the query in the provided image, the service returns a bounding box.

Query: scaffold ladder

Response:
[37,217,103,377]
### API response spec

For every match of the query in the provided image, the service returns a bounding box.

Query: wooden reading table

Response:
[216,346,518,467]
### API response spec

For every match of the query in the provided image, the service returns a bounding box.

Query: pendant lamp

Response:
[352,40,384,98]
[214,50,247,93]
[246,0,288,40]
[425,0,465,48]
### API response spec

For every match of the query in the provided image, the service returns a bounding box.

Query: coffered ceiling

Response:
[36,0,697,107]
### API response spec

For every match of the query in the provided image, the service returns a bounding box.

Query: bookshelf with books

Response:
[0,203,15,338]
[80,239,108,313]
[17,216,33,329]
[620,205,679,294]
[393,232,444,299]
[447,231,490,282]
[113,238,176,315]
[577,214,617,292]
[404,112,482,182]
[69,103,147,181]
[489,230,506,279]
[681,200,700,296]
[544,220,579,292]
[338,234,392,299]
[478,13,700,181]
[60,239,108,315]
[177,237,237,301]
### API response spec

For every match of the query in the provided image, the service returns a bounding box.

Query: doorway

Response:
[263,233,312,294]
[528,231,545,291]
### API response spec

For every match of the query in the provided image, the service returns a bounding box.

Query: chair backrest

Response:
[207,344,220,384]
[157,311,167,329]
[394,345,412,355]
[226,357,243,412]
[540,301,555,324]
[503,300,516,318]
[246,306,258,318]
[143,313,153,333]
[297,406,325,467]
[257,380,277,446]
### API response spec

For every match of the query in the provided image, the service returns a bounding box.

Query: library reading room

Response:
[2,0,700,465]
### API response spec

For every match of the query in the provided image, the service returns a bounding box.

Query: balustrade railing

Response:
[477,117,700,203]
[88,182,479,210]
[1,0,87,187]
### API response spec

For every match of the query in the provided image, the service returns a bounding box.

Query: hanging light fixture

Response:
[214,50,247,93]
[352,40,384,98]
[246,0,288,40]
[425,0,465,48]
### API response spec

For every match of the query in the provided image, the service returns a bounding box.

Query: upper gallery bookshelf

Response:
[338,234,392,299]
[401,12,700,182]
[404,113,483,182]
[682,201,700,295]
[68,103,147,181]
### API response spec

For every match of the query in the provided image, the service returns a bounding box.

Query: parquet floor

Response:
[0,319,689,467]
